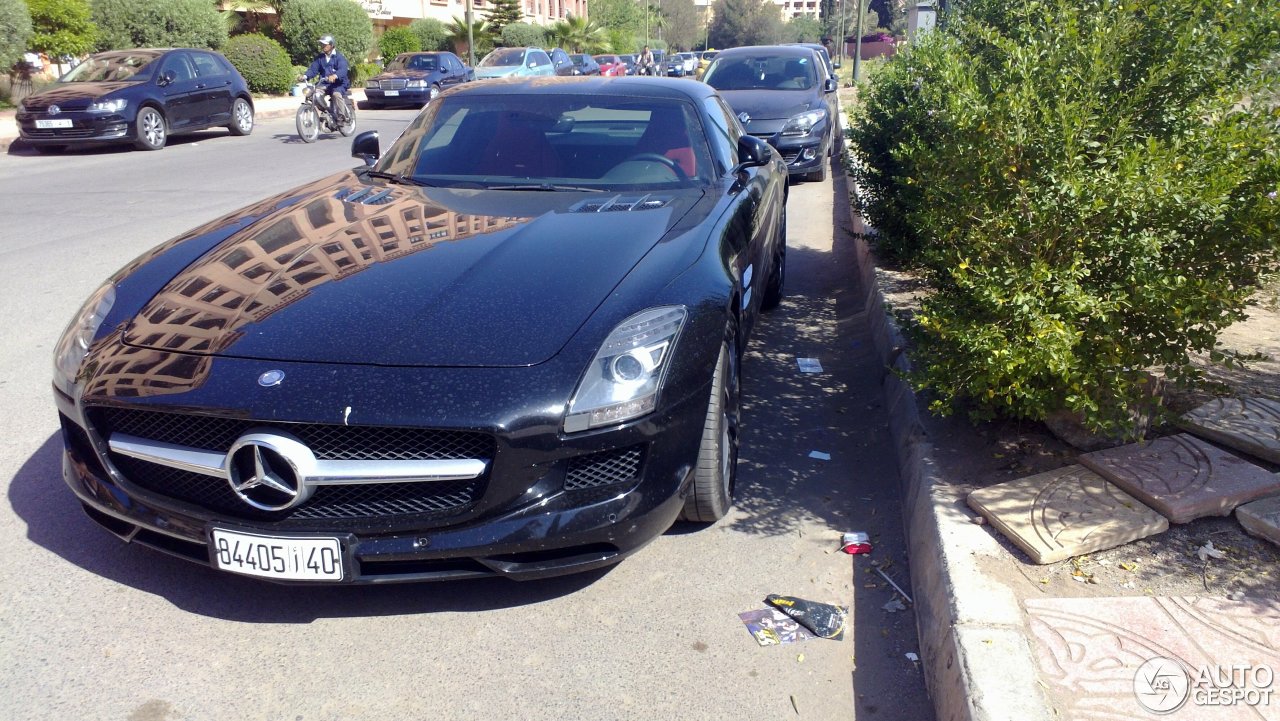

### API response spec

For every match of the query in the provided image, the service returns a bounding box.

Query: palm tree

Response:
[550,15,610,53]
[445,16,492,58]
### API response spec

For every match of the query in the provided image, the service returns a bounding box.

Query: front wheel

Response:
[228,97,253,136]
[335,95,356,137]
[762,206,787,311]
[428,83,442,102]
[296,104,319,143]
[133,107,167,151]
[680,338,740,523]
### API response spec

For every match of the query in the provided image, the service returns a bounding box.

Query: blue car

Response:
[473,47,555,80]
[364,52,471,108]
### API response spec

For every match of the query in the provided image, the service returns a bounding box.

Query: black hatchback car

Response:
[569,53,600,75]
[547,48,576,76]
[363,51,471,108]
[16,48,254,153]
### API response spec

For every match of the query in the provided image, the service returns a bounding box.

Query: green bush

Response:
[409,18,447,52]
[378,25,420,60]
[28,0,95,58]
[350,61,379,86]
[499,22,545,49]
[0,0,33,71]
[91,0,226,50]
[279,0,374,66]
[849,0,1280,433]
[222,33,293,94]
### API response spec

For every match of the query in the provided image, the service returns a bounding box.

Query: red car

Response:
[594,54,627,77]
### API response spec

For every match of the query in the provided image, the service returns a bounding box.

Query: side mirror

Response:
[823,77,837,93]
[528,61,537,68]
[157,72,174,87]
[351,130,380,166]
[832,59,842,69]
[733,135,772,172]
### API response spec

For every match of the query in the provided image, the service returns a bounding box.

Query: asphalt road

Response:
[0,111,934,721]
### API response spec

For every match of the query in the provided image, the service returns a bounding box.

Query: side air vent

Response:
[570,195,672,214]
[335,187,397,205]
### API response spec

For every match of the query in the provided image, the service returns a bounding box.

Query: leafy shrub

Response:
[500,22,545,49]
[28,0,95,57]
[409,18,447,52]
[849,0,1280,433]
[378,25,419,60]
[349,61,380,86]
[92,0,226,50]
[279,0,374,66]
[222,33,293,94]
[0,0,33,71]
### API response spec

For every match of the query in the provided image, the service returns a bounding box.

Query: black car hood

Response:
[123,178,702,368]
[24,81,137,106]
[717,89,820,121]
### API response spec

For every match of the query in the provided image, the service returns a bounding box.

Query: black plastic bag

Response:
[765,594,847,640]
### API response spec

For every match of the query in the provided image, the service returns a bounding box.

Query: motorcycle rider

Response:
[638,45,656,76]
[300,34,350,127]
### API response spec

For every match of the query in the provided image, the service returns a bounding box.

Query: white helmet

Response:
[319,34,335,48]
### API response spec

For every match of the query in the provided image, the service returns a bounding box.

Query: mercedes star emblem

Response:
[737,111,750,125]
[47,105,60,115]
[258,369,285,387]
[225,433,314,511]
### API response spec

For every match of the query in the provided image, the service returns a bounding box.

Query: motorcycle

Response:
[295,78,356,143]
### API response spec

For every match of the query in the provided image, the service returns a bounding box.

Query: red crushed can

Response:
[840,532,872,555]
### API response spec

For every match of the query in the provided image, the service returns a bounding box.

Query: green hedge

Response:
[378,25,420,60]
[409,18,448,52]
[350,61,379,86]
[222,33,294,95]
[500,22,545,49]
[91,0,226,50]
[848,0,1280,433]
[279,0,374,66]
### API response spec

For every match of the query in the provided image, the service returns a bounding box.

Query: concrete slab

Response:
[1179,397,1280,464]
[1237,496,1280,547]
[1025,596,1280,720]
[967,466,1169,564]
[1079,434,1280,523]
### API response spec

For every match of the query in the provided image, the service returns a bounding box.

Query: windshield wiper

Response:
[364,170,436,187]
[486,183,605,192]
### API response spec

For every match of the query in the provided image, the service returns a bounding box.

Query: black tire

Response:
[133,106,167,151]
[762,206,787,311]
[296,104,319,143]
[680,338,740,523]
[32,144,66,154]
[428,83,442,102]
[335,95,356,137]
[805,159,827,183]
[228,97,253,136]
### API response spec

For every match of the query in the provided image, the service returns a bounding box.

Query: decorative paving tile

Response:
[1180,397,1280,465]
[967,466,1168,564]
[1025,596,1280,720]
[1238,496,1280,548]
[1079,434,1280,524]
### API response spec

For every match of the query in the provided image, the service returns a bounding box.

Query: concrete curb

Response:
[837,166,1054,721]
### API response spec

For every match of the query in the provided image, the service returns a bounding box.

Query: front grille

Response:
[89,406,493,521]
[382,79,407,90]
[24,127,99,138]
[780,149,801,164]
[564,445,644,491]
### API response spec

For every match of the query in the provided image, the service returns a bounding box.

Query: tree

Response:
[28,0,94,58]
[548,15,609,53]
[659,0,700,51]
[444,16,491,59]
[92,0,225,51]
[500,22,545,49]
[785,14,824,43]
[485,0,523,34]
[0,0,32,71]
[708,0,783,48]
[409,17,448,52]
[279,0,374,65]
[378,25,420,59]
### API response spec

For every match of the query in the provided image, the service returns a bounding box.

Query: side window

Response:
[191,52,227,79]
[159,53,195,83]
[703,97,737,174]
[531,51,550,68]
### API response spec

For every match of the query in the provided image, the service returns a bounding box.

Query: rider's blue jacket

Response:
[305,51,350,92]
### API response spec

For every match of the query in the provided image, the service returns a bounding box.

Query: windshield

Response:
[704,55,816,91]
[479,48,526,68]
[389,54,438,72]
[61,52,159,83]
[373,94,715,191]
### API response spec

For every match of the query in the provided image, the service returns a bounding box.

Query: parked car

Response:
[53,76,789,584]
[569,53,601,76]
[15,48,254,153]
[547,48,576,76]
[696,50,719,79]
[666,51,697,77]
[473,47,555,79]
[363,51,470,108]
[618,54,638,75]
[702,44,838,182]
[594,54,627,77]
[782,42,838,82]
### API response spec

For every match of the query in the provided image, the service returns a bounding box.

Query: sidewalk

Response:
[1,90,367,153]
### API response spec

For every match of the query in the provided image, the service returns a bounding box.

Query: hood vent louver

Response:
[570,195,673,214]
[335,187,397,205]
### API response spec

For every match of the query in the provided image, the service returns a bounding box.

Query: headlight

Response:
[53,282,116,386]
[365,80,380,89]
[781,108,827,137]
[564,306,687,433]
[89,98,128,113]
[406,79,425,88]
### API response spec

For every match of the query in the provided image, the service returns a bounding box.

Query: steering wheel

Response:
[621,152,689,181]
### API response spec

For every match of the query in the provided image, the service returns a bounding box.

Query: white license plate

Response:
[35,119,72,129]
[210,528,345,581]
[384,90,399,96]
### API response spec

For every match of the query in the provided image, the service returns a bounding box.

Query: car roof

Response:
[446,76,718,101]
[715,45,818,59]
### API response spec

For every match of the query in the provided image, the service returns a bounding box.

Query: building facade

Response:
[357,0,587,27]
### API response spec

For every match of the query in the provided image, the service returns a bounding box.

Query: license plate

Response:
[384,90,399,96]
[210,528,345,581]
[35,119,72,129]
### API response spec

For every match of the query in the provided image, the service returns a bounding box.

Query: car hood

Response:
[374,69,438,80]
[23,81,137,108]
[123,178,702,368]
[474,66,520,79]
[717,89,821,121]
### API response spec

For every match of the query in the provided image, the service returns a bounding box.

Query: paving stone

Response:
[1180,397,1280,464]
[966,466,1168,564]
[1079,434,1280,524]
[1237,496,1280,548]
[1025,596,1280,720]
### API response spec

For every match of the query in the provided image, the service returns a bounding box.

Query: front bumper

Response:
[16,109,133,145]
[53,355,708,583]
[749,126,830,176]
[364,88,431,106]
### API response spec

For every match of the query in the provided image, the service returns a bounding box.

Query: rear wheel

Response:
[296,104,319,143]
[680,337,740,523]
[228,97,253,136]
[335,95,356,137]
[133,107,166,150]
[762,207,787,311]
